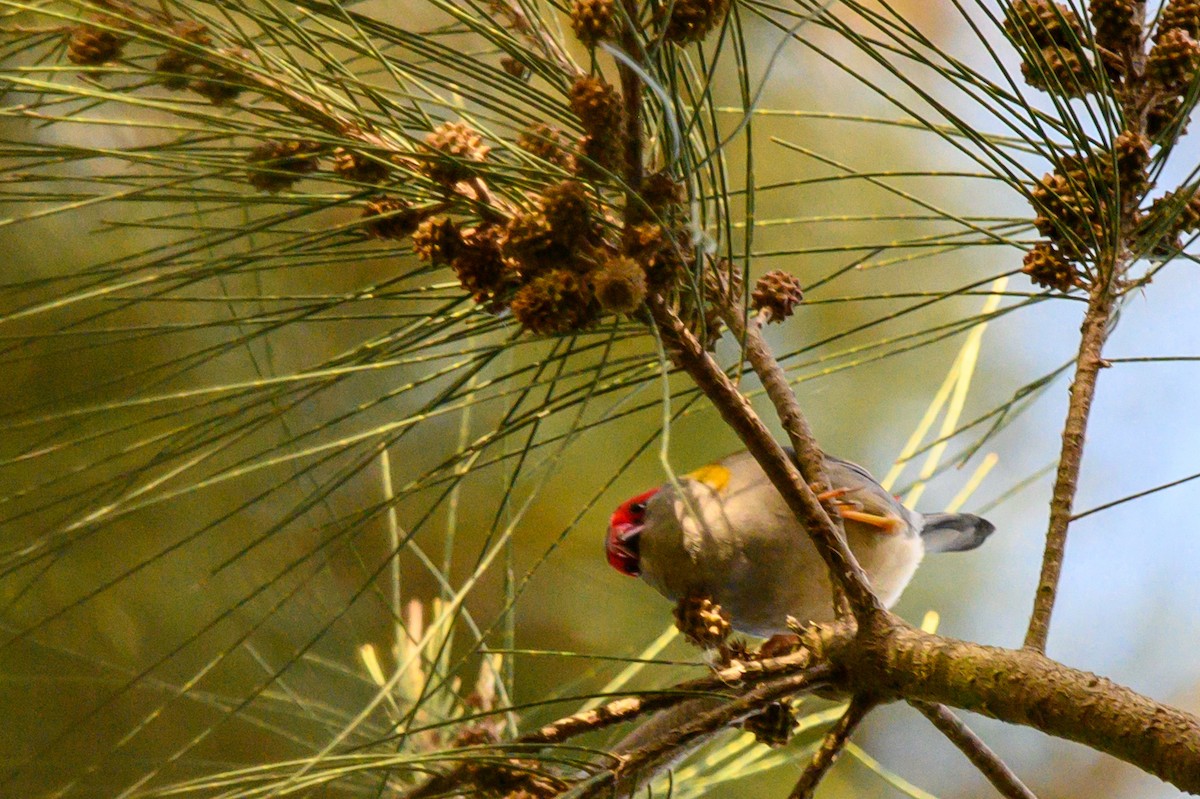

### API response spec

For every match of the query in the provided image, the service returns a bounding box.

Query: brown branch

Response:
[788,694,875,799]
[838,619,1200,794]
[910,701,1038,799]
[1024,285,1115,652]
[648,295,883,618]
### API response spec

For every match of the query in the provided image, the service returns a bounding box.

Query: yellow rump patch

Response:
[687,463,731,493]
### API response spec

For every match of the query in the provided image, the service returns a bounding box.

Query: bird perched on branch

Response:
[606,450,995,636]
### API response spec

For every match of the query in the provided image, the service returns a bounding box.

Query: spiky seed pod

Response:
[509,269,597,335]
[502,208,560,276]
[1147,28,1200,90]
[1003,0,1084,48]
[516,124,573,169]
[743,702,796,747]
[1020,46,1098,96]
[624,222,665,260]
[631,225,692,289]
[1147,95,1190,141]
[190,59,244,104]
[1111,130,1150,203]
[246,140,323,193]
[362,197,425,240]
[421,121,490,187]
[1150,188,1200,234]
[751,270,805,322]
[571,0,618,45]
[1088,0,1143,51]
[1031,165,1101,250]
[154,21,211,89]
[540,181,594,247]
[1022,241,1080,291]
[674,596,731,649]
[641,171,686,209]
[412,216,463,264]
[569,76,623,137]
[332,148,390,184]
[1156,0,1200,41]
[574,134,623,179]
[663,0,731,43]
[500,56,530,80]
[66,25,126,66]
[591,256,647,313]
[453,224,516,309]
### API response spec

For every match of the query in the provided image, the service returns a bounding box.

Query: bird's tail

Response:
[920,513,995,553]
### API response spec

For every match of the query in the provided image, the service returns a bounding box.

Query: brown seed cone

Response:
[1020,46,1098,96]
[510,269,598,335]
[624,222,666,260]
[1147,28,1200,91]
[332,148,390,184]
[246,140,323,192]
[189,59,243,104]
[154,21,211,89]
[643,230,693,290]
[1150,188,1200,234]
[1088,0,1143,51]
[1156,0,1200,41]
[569,76,623,136]
[1022,241,1081,291]
[742,702,797,747]
[500,56,530,79]
[516,124,573,169]
[1111,130,1150,203]
[641,170,686,208]
[413,216,464,264]
[674,596,732,649]
[1031,166,1101,250]
[574,134,623,179]
[1147,95,1191,141]
[751,270,805,322]
[361,197,424,240]
[571,0,619,45]
[422,121,490,186]
[663,0,731,43]
[541,180,595,247]
[502,209,565,276]
[66,25,126,66]
[453,224,516,309]
[1003,0,1084,48]
[591,256,648,313]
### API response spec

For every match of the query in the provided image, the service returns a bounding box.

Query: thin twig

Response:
[788,693,875,799]
[1024,285,1115,652]
[911,701,1038,799]
[574,664,836,799]
[401,646,818,799]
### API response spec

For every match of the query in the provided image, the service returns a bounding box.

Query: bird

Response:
[606,449,995,637]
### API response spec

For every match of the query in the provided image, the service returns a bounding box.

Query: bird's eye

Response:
[630,501,647,516]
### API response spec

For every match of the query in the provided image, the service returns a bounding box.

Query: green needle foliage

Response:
[0,0,1197,797]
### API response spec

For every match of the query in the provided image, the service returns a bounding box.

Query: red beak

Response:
[606,519,643,576]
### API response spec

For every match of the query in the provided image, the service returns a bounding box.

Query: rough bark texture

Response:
[845,621,1200,793]
[1025,286,1115,652]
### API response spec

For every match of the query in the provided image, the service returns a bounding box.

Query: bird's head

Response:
[606,488,658,577]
